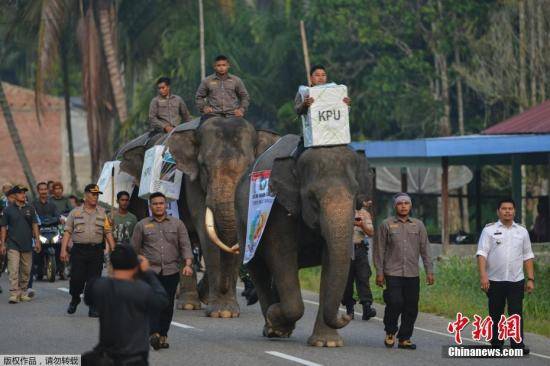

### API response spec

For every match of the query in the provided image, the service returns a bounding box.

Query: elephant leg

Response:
[262,209,304,338]
[247,258,276,318]
[210,250,240,318]
[176,269,201,310]
[197,272,209,304]
[308,251,344,348]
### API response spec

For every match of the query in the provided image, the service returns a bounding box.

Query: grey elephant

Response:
[235,136,372,346]
[119,117,279,317]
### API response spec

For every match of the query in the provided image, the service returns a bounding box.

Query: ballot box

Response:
[97,161,135,208]
[138,145,183,201]
[300,84,351,147]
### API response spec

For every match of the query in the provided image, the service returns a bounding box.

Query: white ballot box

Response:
[97,161,135,208]
[138,145,183,201]
[300,84,350,147]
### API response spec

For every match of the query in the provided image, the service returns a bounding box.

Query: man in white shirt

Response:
[476,198,535,354]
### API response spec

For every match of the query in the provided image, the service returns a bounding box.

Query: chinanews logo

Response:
[444,312,524,358]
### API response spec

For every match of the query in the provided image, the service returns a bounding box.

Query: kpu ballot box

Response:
[138,145,183,201]
[97,161,135,208]
[300,84,351,147]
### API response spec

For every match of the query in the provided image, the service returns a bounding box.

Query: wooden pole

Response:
[299,20,311,86]
[512,155,522,222]
[199,0,206,80]
[400,167,408,193]
[442,157,449,255]
[111,165,115,221]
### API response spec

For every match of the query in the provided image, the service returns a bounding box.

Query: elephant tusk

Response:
[205,207,240,255]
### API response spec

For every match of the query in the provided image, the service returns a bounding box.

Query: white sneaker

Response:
[27,289,35,298]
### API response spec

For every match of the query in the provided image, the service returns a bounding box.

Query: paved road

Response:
[0,275,548,366]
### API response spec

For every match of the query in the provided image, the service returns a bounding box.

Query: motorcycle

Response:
[37,216,63,282]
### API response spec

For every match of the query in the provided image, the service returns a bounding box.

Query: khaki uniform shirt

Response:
[374,216,433,277]
[353,208,372,244]
[131,216,193,276]
[195,73,250,115]
[64,206,112,244]
[149,94,191,131]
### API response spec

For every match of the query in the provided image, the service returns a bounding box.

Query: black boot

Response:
[362,303,376,321]
[346,304,355,320]
[242,277,254,297]
[246,287,258,306]
[67,298,80,314]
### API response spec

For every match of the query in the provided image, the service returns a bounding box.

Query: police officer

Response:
[60,184,115,317]
[476,198,535,354]
[374,193,434,350]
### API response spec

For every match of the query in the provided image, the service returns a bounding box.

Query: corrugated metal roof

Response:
[352,134,550,158]
[483,100,550,134]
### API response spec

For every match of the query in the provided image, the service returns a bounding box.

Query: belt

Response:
[354,242,364,246]
[73,242,104,248]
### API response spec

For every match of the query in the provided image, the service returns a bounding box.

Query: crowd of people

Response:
[0,54,538,365]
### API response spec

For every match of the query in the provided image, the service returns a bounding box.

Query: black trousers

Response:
[383,276,419,340]
[487,280,525,347]
[342,244,373,306]
[69,244,104,303]
[151,272,179,337]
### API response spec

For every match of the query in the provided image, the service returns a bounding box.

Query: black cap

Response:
[8,185,28,195]
[84,184,103,194]
[110,245,140,270]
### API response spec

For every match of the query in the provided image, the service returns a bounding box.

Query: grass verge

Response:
[299,256,550,337]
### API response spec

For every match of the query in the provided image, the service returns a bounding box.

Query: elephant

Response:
[235,137,372,346]
[117,117,280,317]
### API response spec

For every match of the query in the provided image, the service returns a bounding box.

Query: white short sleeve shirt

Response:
[476,221,535,282]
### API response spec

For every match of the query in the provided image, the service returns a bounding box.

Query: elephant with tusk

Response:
[117,118,279,317]
[235,139,373,347]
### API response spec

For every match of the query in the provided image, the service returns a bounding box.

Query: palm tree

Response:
[35,0,128,180]
[0,80,37,198]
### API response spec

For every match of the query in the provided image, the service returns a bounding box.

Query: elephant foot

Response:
[262,321,295,338]
[206,300,240,319]
[178,301,201,310]
[307,332,344,348]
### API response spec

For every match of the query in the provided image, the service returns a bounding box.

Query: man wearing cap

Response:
[60,184,115,317]
[0,185,41,303]
[374,193,434,350]
[84,245,168,365]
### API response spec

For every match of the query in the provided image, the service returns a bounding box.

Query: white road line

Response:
[303,298,550,360]
[59,287,201,331]
[265,351,322,366]
[171,321,201,331]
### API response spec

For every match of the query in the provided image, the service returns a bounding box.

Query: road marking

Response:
[171,321,201,331]
[265,351,322,366]
[303,298,550,360]
[59,288,201,331]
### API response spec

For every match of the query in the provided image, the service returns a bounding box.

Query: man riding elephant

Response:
[195,55,250,121]
[116,116,279,317]
[235,138,373,347]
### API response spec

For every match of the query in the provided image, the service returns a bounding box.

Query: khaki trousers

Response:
[8,249,32,297]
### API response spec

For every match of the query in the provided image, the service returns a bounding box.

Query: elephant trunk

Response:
[318,191,355,329]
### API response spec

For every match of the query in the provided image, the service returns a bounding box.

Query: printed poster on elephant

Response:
[244,170,274,264]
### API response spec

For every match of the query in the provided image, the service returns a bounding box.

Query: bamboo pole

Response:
[299,20,311,86]
[199,0,206,80]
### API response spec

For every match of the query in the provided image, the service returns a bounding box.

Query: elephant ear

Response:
[255,129,280,157]
[270,157,300,216]
[166,129,199,181]
[355,150,374,204]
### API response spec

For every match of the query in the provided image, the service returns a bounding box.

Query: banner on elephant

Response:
[244,170,275,264]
